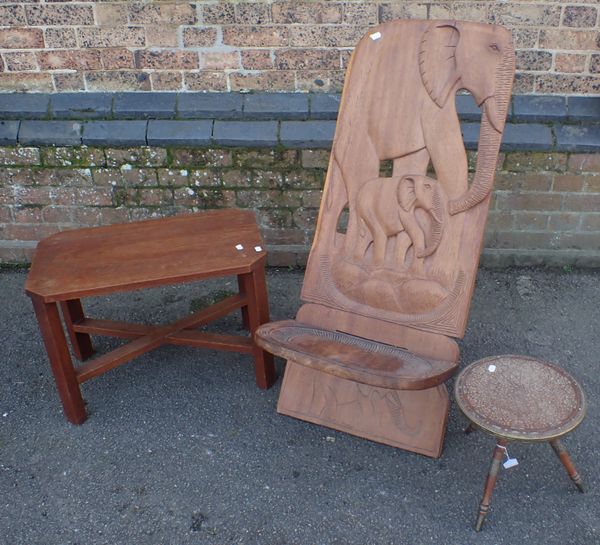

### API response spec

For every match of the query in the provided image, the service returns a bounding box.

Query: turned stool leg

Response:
[475,440,507,531]
[550,439,584,493]
[464,422,477,434]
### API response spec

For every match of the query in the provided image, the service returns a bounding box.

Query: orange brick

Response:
[0,28,44,49]
[86,71,151,91]
[539,29,597,50]
[94,4,128,26]
[275,49,340,70]
[45,28,77,49]
[497,192,563,211]
[38,50,103,71]
[78,27,145,48]
[272,2,342,24]
[184,72,228,92]
[513,212,549,230]
[127,3,196,25]
[53,73,85,92]
[135,50,198,70]
[3,51,37,72]
[548,213,581,231]
[5,223,61,241]
[230,71,295,92]
[553,174,584,192]
[0,5,26,26]
[581,214,600,232]
[145,25,179,48]
[182,27,218,47]
[26,4,94,26]
[290,25,367,47]
[555,53,587,73]
[100,48,135,70]
[0,73,52,91]
[223,25,289,47]
[569,154,600,173]
[150,72,183,91]
[241,50,273,70]
[200,51,241,71]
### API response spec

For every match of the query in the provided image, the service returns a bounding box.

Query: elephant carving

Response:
[324,20,515,260]
[354,175,445,269]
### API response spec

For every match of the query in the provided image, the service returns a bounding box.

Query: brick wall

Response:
[0,1,598,95]
[1,145,599,267]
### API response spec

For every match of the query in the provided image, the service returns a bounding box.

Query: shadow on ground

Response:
[1,267,598,545]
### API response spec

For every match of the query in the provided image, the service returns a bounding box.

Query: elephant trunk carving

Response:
[448,47,515,216]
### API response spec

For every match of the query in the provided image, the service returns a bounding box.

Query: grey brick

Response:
[51,93,113,119]
[456,94,482,121]
[513,95,567,121]
[19,121,82,146]
[114,92,176,119]
[555,125,600,152]
[310,93,340,120]
[0,120,20,145]
[461,122,552,151]
[0,94,49,119]
[213,121,278,147]
[178,93,243,119]
[280,120,336,148]
[460,123,480,150]
[243,93,309,120]
[568,97,600,121]
[82,120,147,146]
[147,120,212,146]
[501,123,553,151]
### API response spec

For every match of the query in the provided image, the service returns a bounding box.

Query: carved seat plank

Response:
[256,321,457,390]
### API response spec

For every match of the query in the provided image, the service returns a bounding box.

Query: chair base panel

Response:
[278,361,449,458]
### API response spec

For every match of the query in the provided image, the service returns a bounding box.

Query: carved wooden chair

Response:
[256,20,515,457]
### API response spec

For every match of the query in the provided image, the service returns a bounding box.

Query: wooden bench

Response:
[26,210,276,424]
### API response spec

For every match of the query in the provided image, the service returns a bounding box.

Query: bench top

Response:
[25,210,266,302]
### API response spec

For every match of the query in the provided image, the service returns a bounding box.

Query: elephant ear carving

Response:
[419,22,461,108]
[398,176,416,211]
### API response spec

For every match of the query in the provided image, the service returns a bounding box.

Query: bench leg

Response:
[60,299,94,361]
[239,267,276,390]
[550,439,584,493]
[31,296,87,425]
[475,440,506,531]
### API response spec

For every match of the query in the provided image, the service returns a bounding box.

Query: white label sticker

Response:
[503,458,519,469]
[235,244,244,250]
[254,246,263,252]
[370,31,382,41]
[488,364,496,372]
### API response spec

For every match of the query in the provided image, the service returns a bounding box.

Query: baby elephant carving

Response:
[354,174,445,268]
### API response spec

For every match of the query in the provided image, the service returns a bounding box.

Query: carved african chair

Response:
[256,20,515,457]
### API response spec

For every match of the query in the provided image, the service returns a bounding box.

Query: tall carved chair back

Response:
[257,19,515,457]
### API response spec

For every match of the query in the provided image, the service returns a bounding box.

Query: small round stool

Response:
[454,355,586,531]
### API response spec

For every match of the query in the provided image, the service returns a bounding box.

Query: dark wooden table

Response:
[25,210,276,424]
[455,355,586,531]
